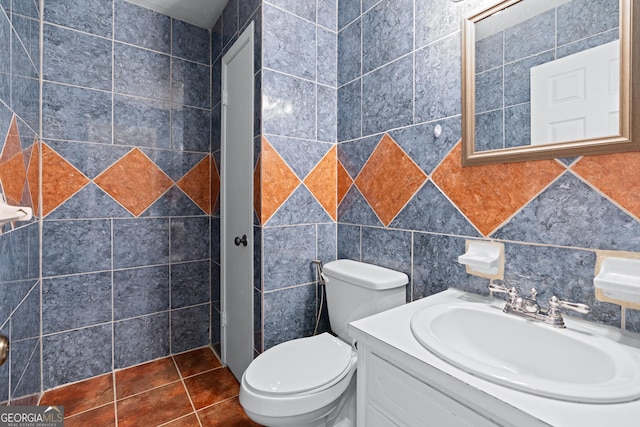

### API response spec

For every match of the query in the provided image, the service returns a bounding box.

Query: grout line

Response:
[170,355,204,427]
[62,401,115,421]
[115,377,184,403]
[111,3,117,425]
[194,394,240,414]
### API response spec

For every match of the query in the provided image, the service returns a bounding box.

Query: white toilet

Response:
[239,259,408,427]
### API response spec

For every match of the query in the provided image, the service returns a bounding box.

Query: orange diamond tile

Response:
[337,161,353,205]
[432,143,565,236]
[95,148,172,217]
[261,137,300,224]
[0,116,27,205]
[253,155,261,223]
[27,141,39,216]
[355,134,427,226]
[177,156,211,214]
[572,151,640,219]
[41,144,90,217]
[304,146,337,220]
[211,156,220,213]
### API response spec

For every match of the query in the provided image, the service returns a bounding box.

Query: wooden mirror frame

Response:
[462,0,640,166]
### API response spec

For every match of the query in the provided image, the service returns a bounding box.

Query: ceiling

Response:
[125,0,229,30]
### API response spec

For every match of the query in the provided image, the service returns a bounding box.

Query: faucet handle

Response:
[488,284,510,294]
[488,284,518,303]
[549,296,590,315]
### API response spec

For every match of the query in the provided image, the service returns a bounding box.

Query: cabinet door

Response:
[365,353,498,427]
[366,405,398,427]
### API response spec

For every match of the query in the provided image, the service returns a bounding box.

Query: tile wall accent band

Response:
[431,143,566,236]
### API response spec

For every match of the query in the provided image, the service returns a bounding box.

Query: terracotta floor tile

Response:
[198,397,262,427]
[10,394,39,406]
[117,382,193,427]
[183,367,239,410]
[174,347,222,378]
[115,357,180,399]
[161,413,201,427]
[39,374,113,417]
[65,403,115,427]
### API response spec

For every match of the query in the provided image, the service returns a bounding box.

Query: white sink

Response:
[410,301,640,403]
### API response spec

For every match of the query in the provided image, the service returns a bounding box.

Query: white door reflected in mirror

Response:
[531,40,620,145]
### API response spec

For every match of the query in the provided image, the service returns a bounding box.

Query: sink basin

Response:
[410,301,640,403]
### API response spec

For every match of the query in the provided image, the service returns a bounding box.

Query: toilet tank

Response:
[322,259,408,342]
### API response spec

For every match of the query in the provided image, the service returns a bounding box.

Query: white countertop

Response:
[349,288,640,427]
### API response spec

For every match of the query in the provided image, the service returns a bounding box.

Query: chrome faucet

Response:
[488,284,590,328]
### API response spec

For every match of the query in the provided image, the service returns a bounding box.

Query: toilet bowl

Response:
[239,260,408,427]
[240,333,357,427]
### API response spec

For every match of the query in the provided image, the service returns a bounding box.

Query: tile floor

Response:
[38,347,262,427]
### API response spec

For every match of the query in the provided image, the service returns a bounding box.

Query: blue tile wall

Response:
[44,0,111,37]
[362,55,413,134]
[11,338,40,397]
[114,95,171,149]
[35,0,215,392]
[113,266,170,320]
[0,0,42,306]
[42,272,112,334]
[114,1,170,51]
[361,0,412,74]
[263,4,316,81]
[114,312,170,369]
[42,83,112,144]
[264,283,317,349]
[336,0,639,337]
[172,20,210,64]
[259,0,337,350]
[43,24,112,91]
[171,305,210,354]
[42,324,112,389]
[114,43,171,102]
[414,34,461,123]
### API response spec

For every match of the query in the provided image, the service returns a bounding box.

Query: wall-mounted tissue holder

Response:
[594,256,640,307]
[594,253,640,330]
[0,197,33,229]
[458,240,504,279]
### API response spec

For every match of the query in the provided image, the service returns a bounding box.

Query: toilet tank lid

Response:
[323,259,408,290]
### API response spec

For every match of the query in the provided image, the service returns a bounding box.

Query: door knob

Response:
[234,235,248,247]
[0,335,8,366]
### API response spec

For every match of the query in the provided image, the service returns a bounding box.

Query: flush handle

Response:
[0,335,8,366]
[234,235,248,247]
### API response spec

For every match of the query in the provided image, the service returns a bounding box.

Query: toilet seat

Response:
[244,333,353,397]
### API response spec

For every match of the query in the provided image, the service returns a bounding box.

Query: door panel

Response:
[221,22,254,381]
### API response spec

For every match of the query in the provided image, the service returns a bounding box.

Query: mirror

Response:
[462,0,640,166]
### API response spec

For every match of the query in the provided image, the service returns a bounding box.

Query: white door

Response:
[221,22,254,381]
[530,40,619,145]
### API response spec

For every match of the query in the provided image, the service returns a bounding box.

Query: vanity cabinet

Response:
[348,289,640,427]
[348,290,551,427]
[360,348,497,427]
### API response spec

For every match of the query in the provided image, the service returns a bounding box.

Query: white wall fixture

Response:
[594,253,640,329]
[595,257,640,305]
[0,196,32,230]
[458,240,504,279]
